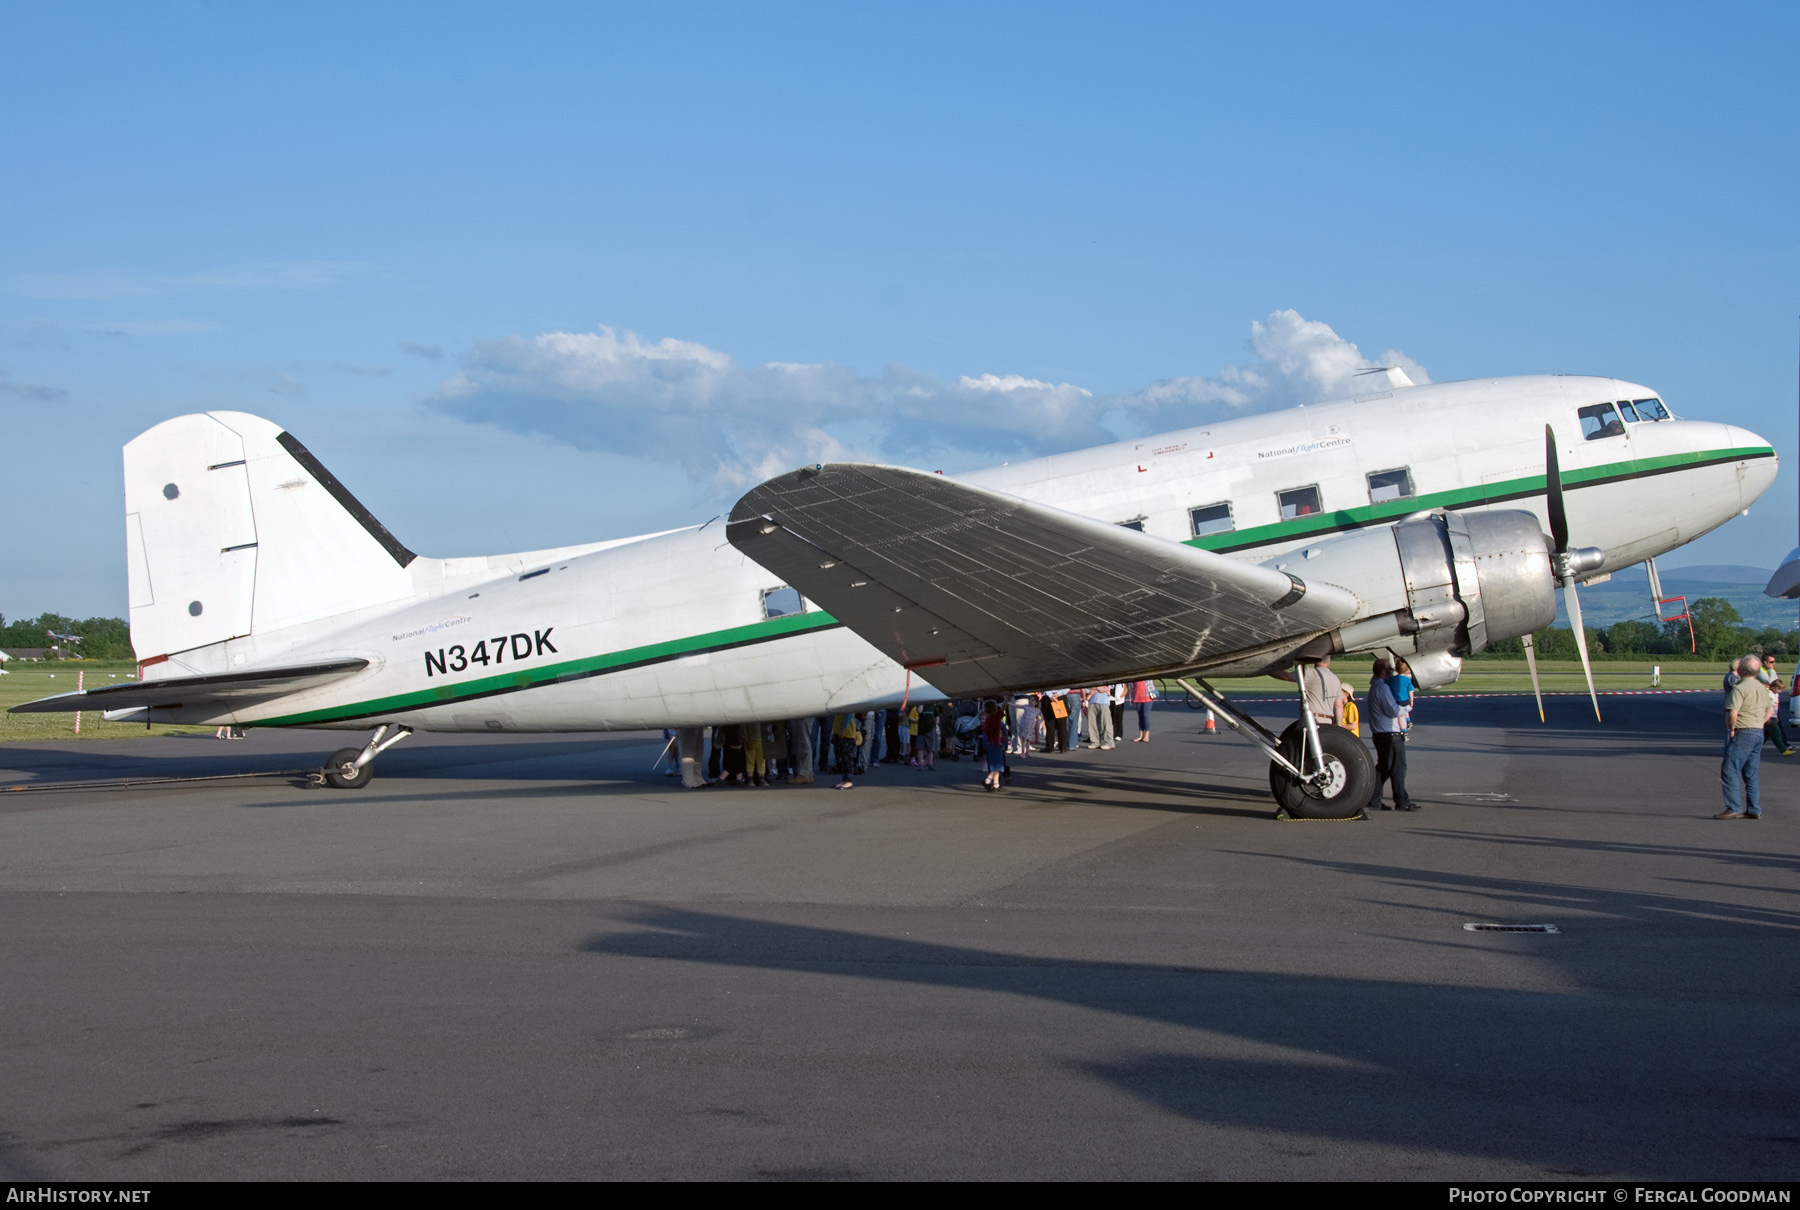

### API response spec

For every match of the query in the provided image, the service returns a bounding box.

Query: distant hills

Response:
[1557,564,1797,631]
[1649,564,1773,585]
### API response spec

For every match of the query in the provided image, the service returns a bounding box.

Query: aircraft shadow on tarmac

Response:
[0,736,661,788]
[577,903,1800,1178]
[1383,830,1800,878]
[999,769,1272,818]
[287,765,1278,820]
[1229,849,1800,930]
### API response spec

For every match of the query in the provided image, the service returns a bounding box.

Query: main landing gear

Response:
[1176,674,1374,820]
[310,723,414,789]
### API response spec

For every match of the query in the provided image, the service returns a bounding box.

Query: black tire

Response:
[322,747,373,790]
[1267,723,1373,819]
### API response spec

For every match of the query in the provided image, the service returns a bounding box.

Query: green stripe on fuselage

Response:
[255,608,843,726]
[1188,445,1772,555]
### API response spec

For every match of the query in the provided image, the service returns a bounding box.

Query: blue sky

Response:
[4,2,1798,618]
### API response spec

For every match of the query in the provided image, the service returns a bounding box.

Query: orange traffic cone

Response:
[1204,710,1216,734]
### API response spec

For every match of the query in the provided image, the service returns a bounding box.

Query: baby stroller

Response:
[952,713,983,760]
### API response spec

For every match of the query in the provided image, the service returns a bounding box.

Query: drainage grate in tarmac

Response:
[1463,923,1560,933]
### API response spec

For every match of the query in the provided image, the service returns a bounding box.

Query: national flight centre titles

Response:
[1448,1192,1792,1205]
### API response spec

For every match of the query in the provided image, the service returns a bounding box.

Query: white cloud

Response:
[1114,309,1430,431]
[958,373,1087,395]
[429,311,1429,488]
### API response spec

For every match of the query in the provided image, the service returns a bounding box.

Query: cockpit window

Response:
[1633,397,1670,421]
[1578,403,1625,441]
[1616,400,1640,423]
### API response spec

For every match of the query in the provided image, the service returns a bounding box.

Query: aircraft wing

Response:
[727,464,1359,697]
[7,659,370,714]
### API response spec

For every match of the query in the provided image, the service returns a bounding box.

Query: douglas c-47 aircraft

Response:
[14,373,1776,816]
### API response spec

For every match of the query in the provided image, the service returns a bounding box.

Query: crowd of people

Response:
[659,681,1161,791]
[658,650,1792,822]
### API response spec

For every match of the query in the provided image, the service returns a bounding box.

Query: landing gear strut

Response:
[311,724,414,790]
[1176,675,1374,819]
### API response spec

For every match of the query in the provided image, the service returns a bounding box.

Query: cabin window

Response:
[1616,400,1640,423]
[1633,397,1670,420]
[1117,515,1147,532]
[1277,485,1323,519]
[1189,502,1234,537]
[1578,403,1625,441]
[1367,467,1415,504]
[761,586,805,619]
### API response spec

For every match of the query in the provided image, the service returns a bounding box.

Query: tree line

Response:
[1484,598,1798,663]
[0,614,135,659]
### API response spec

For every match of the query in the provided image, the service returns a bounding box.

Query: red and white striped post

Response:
[74,669,83,735]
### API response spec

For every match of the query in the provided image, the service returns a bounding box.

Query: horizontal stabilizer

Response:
[728,464,1357,697]
[7,659,370,714]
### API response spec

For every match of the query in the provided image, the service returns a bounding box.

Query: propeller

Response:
[1520,631,1545,723]
[1544,425,1606,722]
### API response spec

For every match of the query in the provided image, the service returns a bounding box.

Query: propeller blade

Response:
[1520,631,1545,723]
[1545,424,1570,554]
[1562,577,1602,722]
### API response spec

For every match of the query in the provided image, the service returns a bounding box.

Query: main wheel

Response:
[322,747,373,790]
[1267,723,1373,819]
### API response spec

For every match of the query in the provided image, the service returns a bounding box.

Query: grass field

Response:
[0,661,211,742]
[0,656,1733,744]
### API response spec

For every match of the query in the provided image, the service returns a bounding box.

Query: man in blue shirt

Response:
[1366,658,1417,812]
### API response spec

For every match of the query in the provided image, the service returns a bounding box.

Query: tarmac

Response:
[0,694,1795,1181]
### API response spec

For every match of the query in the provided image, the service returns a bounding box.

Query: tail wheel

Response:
[322,747,373,790]
[1267,723,1373,819]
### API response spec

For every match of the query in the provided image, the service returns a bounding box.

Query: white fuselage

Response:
[145,375,1776,730]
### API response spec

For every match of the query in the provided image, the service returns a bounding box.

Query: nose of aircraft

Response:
[1726,423,1779,509]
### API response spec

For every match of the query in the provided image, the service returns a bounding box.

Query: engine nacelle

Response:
[1264,510,1557,686]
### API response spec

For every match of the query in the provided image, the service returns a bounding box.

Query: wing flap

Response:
[728,464,1357,696]
[7,659,370,714]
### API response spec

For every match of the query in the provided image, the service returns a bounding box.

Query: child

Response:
[1391,658,1416,711]
[832,712,862,789]
[915,703,938,769]
[980,700,1009,791]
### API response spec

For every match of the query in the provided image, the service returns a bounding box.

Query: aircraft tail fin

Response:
[124,412,419,661]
